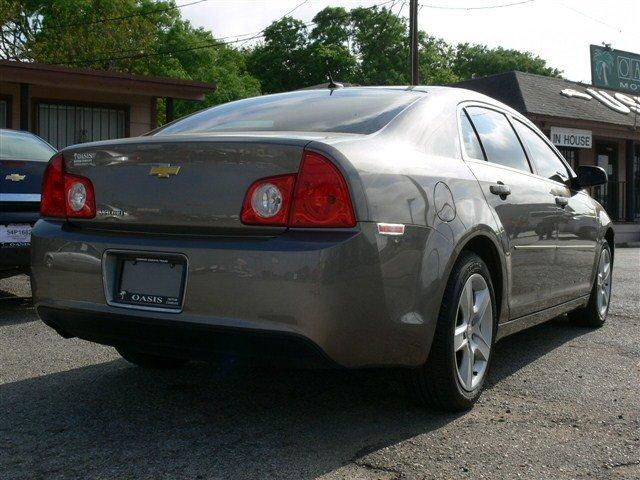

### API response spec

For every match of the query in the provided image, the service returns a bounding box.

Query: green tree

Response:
[349,5,409,85]
[247,4,561,92]
[245,17,311,93]
[0,0,260,121]
[419,34,458,85]
[453,44,562,80]
[309,6,350,45]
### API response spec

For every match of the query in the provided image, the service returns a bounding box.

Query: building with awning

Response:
[457,71,640,244]
[0,60,216,150]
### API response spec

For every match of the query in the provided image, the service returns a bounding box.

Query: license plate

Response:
[0,224,32,245]
[115,256,186,310]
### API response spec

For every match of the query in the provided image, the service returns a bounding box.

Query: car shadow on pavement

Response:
[1,317,590,479]
[0,296,36,327]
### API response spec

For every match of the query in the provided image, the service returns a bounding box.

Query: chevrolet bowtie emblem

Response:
[5,173,26,182]
[148,165,180,178]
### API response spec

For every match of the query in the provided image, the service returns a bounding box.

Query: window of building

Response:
[465,107,530,173]
[35,102,126,150]
[557,146,578,171]
[513,120,570,182]
[0,98,8,128]
[459,111,485,160]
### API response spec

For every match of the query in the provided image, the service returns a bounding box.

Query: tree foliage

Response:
[1,0,562,116]
[453,44,562,80]
[0,0,260,120]
[247,5,561,93]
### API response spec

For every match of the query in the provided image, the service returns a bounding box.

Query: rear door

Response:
[460,105,563,318]
[512,119,598,303]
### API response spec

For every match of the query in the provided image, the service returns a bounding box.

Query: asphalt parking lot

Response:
[1,249,639,480]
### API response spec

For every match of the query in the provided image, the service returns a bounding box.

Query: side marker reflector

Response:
[377,223,405,236]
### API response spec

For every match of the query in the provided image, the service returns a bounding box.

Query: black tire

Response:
[116,347,188,369]
[567,241,612,328]
[411,251,497,411]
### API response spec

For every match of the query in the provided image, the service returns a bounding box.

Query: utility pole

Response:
[409,0,419,85]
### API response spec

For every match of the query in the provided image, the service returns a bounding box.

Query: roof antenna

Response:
[327,71,343,90]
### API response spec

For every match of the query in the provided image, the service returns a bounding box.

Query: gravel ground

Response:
[1,249,638,480]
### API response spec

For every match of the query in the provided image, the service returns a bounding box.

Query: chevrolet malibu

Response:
[31,87,613,411]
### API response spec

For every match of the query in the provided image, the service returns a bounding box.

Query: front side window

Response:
[460,111,484,160]
[465,107,530,173]
[513,120,570,182]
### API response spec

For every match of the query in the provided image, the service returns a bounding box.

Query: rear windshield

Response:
[156,89,421,135]
[0,130,56,161]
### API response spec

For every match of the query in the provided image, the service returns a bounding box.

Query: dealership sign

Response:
[590,45,640,94]
[561,87,640,115]
[550,127,592,149]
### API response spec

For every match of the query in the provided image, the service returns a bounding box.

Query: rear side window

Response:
[465,107,530,173]
[513,120,570,182]
[459,111,484,160]
[156,89,421,135]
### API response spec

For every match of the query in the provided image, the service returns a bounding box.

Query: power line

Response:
[228,0,314,49]
[419,0,535,10]
[46,0,211,31]
[48,0,397,66]
[281,0,313,19]
[556,2,623,34]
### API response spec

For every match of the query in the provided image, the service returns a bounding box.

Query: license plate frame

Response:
[0,223,32,246]
[110,253,188,312]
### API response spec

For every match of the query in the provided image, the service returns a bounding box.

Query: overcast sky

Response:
[181,0,638,84]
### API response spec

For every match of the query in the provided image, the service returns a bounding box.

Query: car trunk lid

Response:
[62,136,311,234]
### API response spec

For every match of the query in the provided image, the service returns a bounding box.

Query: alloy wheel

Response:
[454,273,493,391]
[596,248,612,318]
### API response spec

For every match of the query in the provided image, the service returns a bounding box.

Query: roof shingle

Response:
[455,71,640,130]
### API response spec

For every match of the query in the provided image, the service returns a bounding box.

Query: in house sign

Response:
[550,127,592,149]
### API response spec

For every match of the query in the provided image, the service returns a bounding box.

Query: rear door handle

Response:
[555,196,569,208]
[489,183,511,197]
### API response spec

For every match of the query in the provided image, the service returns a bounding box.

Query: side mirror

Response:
[573,165,607,189]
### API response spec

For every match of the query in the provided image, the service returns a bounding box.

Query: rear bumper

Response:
[31,220,446,368]
[38,306,337,367]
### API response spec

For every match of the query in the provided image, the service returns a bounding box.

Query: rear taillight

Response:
[290,151,356,228]
[64,174,95,218]
[40,154,96,219]
[240,174,296,226]
[240,150,356,228]
[40,155,66,218]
